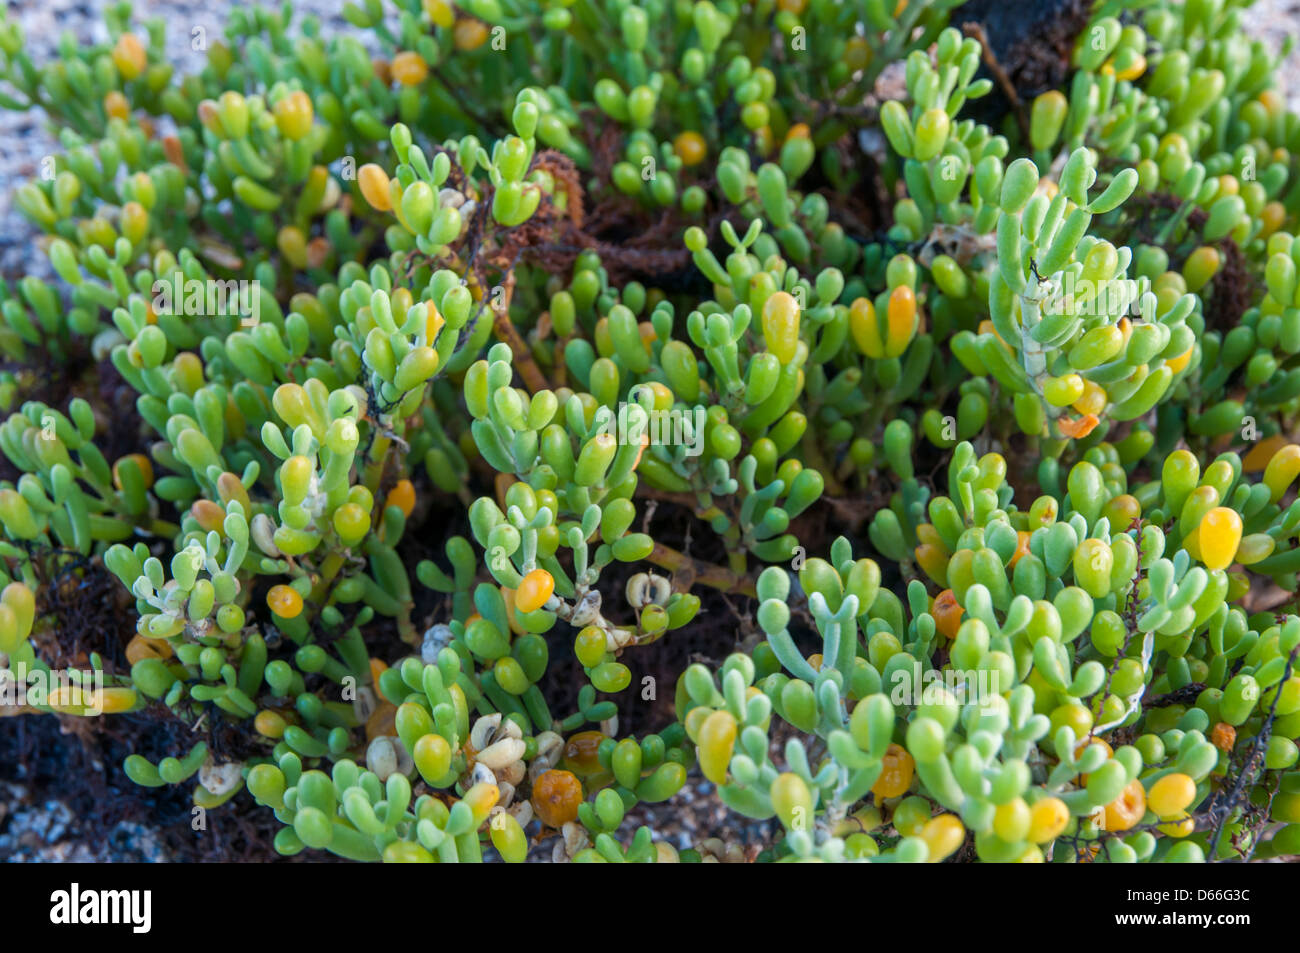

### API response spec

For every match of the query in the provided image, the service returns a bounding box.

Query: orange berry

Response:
[1103,778,1147,831]
[370,658,390,701]
[1008,530,1032,568]
[104,90,130,120]
[515,568,555,613]
[884,284,917,356]
[125,634,172,665]
[531,769,583,828]
[1260,89,1285,118]
[561,730,605,776]
[267,584,304,619]
[673,131,707,166]
[872,743,915,800]
[931,589,963,639]
[1242,434,1290,473]
[385,478,416,518]
[785,123,811,141]
[1260,201,1286,238]
[454,18,489,50]
[112,453,155,491]
[391,51,429,86]
[190,499,227,533]
[1211,722,1236,751]
[112,33,147,81]
[914,543,949,584]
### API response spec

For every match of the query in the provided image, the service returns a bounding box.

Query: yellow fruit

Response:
[761,291,801,364]
[1072,379,1107,417]
[391,51,429,86]
[673,131,707,166]
[255,710,288,739]
[1260,201,1286,238]
[92,687,138,714]
[1156,814,1195,837]
[104,90,130,120]
[273,90,314,141]
[490,812,528,862]
[919,814,965,862]
[770,772,815,832]
[1165,345,1194,374]
[697,710,737,784]
[848,297,883,358]
[462,781,500,827]
[454,18,490,50]
[1148,772,1196,818]
[267,584,304,619]
[358,164,393,211]
[515,568,556,613]
[425,306,445,345]
[993,798,1031,842]
[1198,506,1242,570]
[1264,444,1300,502]
[414,732,452,780]
[1028,796,1069,843]
[112,33,147,81]
[423,0,455,28]
[125,634,172,665]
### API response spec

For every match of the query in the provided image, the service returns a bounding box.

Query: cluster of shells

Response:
[466,712,533,828]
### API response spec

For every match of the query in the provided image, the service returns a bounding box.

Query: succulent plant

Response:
[1,0,1300,864]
